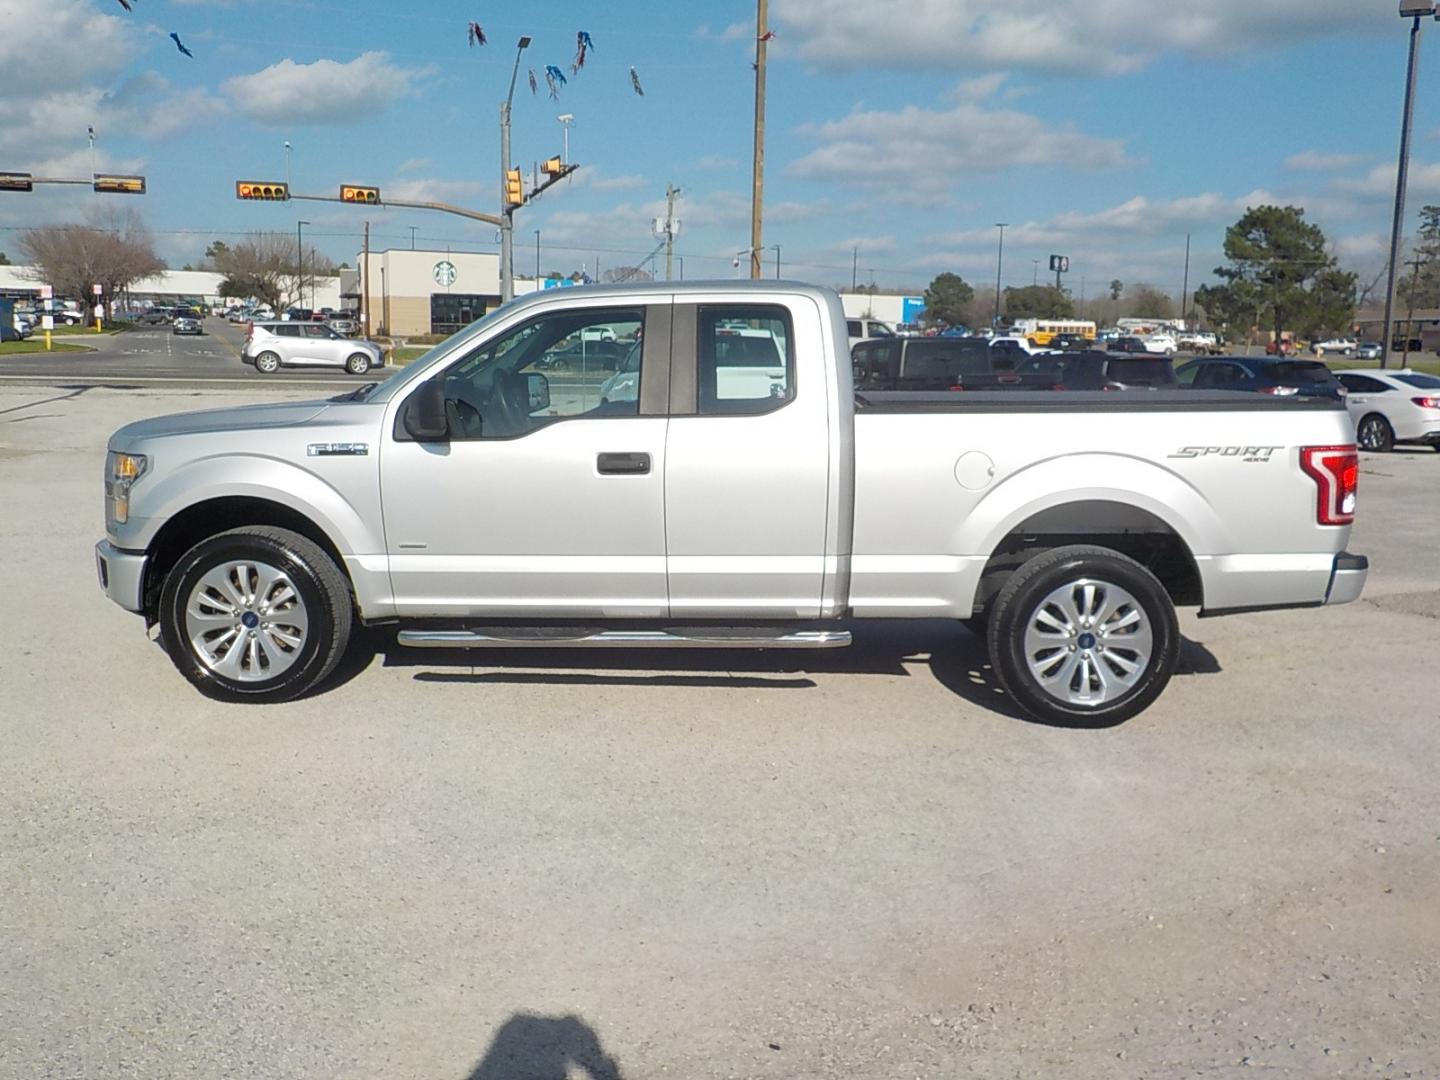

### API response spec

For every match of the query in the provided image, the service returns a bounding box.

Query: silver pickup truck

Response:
[96,282,1367,725]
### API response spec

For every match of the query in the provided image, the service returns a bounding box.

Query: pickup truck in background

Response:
[97,283,1367,726]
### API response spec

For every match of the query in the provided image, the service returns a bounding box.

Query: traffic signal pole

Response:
[500,98,515,303]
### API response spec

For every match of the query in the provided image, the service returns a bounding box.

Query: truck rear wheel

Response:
[986,545,1178,727]
[158,526,353,703]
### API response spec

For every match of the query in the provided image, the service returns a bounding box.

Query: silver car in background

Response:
[242,320,384,375]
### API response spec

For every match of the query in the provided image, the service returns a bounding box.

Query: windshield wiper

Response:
[332,382,378,402]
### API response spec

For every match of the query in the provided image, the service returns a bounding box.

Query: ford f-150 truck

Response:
[96,282,1367,725]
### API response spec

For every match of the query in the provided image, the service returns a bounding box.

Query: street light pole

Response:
[993,223,1008,328]
[535,229,541,281]
[500,35,532,303]
[1381,4,1434,369]
[296,219,309,310]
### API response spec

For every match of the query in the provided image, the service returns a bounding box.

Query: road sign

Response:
[433,261,457,286]
[92,284,102,296]
[0,172,33,192]
[38,285,52,300]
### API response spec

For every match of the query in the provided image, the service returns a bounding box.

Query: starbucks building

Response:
[356,249,502,338]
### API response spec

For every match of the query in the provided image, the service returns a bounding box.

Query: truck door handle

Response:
[597,452,651,475]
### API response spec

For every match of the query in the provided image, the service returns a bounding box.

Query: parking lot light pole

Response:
[1382,1,1436,369]
[296,220,309,310]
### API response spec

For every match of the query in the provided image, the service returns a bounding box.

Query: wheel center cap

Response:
[1078,632,1097,649]
[241,611,260,629]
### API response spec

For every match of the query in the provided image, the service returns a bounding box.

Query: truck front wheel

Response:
[158,526,353,703]
[986,545,1179,727]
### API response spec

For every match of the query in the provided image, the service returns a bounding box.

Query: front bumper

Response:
[1325,552,1368,606]
[95,540,147,614]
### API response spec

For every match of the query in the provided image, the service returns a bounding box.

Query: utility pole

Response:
[535,229,542,281]
[1382,10,1427,370]
[500,36,532,302]
[664,183,681,281]
[409,226,417,250]
[852,246,858,291]
[1181,233,1192,327]
[774,245,781,279]
[994,223,1008,328]
[1032,260,1039,286]
[749,0,769,280]
[361,220,370,339]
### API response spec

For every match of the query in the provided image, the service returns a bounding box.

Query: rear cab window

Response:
[698,306,795,415]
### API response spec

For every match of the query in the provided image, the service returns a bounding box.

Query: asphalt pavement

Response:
[0,318,357,387]
[1,383,1437,1079]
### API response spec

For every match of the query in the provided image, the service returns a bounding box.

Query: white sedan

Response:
[1313,338,1356,358]
[1334,368,1440,452]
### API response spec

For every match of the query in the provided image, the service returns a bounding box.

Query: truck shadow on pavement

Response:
[330,622,1222,728]
[463,1012,623,1080]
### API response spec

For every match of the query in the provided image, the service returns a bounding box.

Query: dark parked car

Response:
[1107,336,1153,354]
[853,337,1001,390]
[1016,350,1179,390]
[1175,357,1345,400]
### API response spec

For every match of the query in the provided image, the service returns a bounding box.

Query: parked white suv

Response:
[242,321,384,375]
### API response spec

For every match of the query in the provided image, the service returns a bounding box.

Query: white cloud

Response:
[774,0,1383,75]
[223,53,432,127]
[1332,161,1440,198]
[1285,150,1366,172]
[0,0,139,98]
[790,94,1130,195]
[589,174,649,193]
[385,177,486,203]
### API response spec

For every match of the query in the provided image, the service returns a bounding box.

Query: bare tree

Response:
[18,208,164,304]
[210,233,337,310]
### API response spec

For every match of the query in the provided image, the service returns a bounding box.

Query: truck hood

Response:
[109,400,332,447]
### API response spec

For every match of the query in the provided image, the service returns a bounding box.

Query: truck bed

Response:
[853,389,1345,413]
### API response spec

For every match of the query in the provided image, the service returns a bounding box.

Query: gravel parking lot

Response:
[2,384,1437,1079]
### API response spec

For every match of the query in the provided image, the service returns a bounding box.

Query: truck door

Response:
[663,299,833,618]
[380,302,673,618]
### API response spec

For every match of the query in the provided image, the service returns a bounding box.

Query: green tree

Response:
[1128,284,1175,319]
[0,251,10,265]
[1003,284,1073,319]
[1108,279,1123,301]
[922,272,975,326]
[1194,205,1356,341]
[1397,205,1440,311]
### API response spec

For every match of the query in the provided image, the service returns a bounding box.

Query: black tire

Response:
[158,526,353,703]
[1356,413,1394,453]
[986,545,1179,727]
[254,351,280,374]
[345,352,371,375]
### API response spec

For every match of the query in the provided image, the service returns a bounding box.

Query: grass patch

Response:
[390,347,430,365]
[0,340,92,354]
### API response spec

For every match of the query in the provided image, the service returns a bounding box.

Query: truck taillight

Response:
[1300,446,1358,526]
[1412,396,1440,409]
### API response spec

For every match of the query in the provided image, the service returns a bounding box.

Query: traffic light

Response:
[504,168,524,208]
[340,184,380,204]
[92,174,146,195]
[235,180,290,201]
[541,157,564,177]
[0,172,33,192]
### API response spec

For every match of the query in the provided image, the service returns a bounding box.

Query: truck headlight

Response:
[105,451,148,526]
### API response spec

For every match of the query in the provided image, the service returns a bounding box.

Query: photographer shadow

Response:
[465,1012,622,1080]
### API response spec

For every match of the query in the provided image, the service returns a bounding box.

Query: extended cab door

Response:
[379,301,673,618]
[663,297,839,618]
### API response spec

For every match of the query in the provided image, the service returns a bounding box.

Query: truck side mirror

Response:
[526,372,551,412]
[403,378,449,441]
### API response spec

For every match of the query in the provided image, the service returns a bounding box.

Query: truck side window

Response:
[697,305,795,415]
[437,308,645,439]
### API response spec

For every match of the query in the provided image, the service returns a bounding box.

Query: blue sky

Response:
[2,0,1438,299]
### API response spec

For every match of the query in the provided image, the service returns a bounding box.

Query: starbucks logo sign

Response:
[433,260,458,286]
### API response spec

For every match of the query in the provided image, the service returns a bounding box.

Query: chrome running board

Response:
[396,627,852,650]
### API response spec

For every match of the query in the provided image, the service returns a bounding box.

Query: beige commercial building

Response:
[358,249,505,338]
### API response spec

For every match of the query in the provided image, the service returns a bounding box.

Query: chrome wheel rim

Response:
[185,559,309,682]
[1023,578,1153,707]
[1358,417,1386,450]
[256,353,279,372]
[347,355,369,373]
